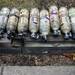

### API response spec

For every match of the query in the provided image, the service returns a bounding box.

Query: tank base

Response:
[53,30,61,37]
[41,35,48,42]
[31,33,39,40]
[0,34,3,39]
[69,32,72,38]
[18,32,27,37]
[72,33,75,40]
[0,30,5,39]
[64,33,70,40]
[7,31,16,40]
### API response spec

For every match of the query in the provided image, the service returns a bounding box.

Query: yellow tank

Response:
[7,7,19,35]
[69,7,75,39]
[29,8,40,39]
[18,9,29,35]
[59,7,72,39]
[40,9,50,40]
[49,5,60,36]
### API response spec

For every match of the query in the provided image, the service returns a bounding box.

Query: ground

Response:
[0,0,75,9]
[0,66,75,75]
[0,54,75,66]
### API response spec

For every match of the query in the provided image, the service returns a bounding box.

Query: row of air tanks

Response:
[1,6,75,41]
[49,6,72,39]
[28,6,72,40]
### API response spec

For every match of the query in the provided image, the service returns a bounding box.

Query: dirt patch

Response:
[0,0,75,9]
[0,54,75,66]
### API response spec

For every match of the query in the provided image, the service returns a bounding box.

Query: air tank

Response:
[40,9,50,41]
[29,8,39,39]
[0,7,10,37]
[59,7,72,39]
[7,7,19,37]
[69,7,75,39]
[18,9,29,36]
[49,5,61,36]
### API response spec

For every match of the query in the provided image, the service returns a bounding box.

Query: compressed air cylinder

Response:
[7,8,19,35]
[59,7,71,39]
[0,7,10,35]
[40,9,50,40]
[29,8,39,39]
[49,5,60,36]
[69,7,75,39]
[18,9,29,35]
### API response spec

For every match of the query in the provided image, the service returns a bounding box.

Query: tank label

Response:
[50,14,59,29]
[40,16,49,34]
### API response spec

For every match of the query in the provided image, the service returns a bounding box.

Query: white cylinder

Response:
[59,7,71,34]
[29,8,39,33]
[40,9,50,37]
[0,7,10,33]
[7,8,19,33]
[18,9,29,33]
[49,5,60,35]
[69,7,75,33]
